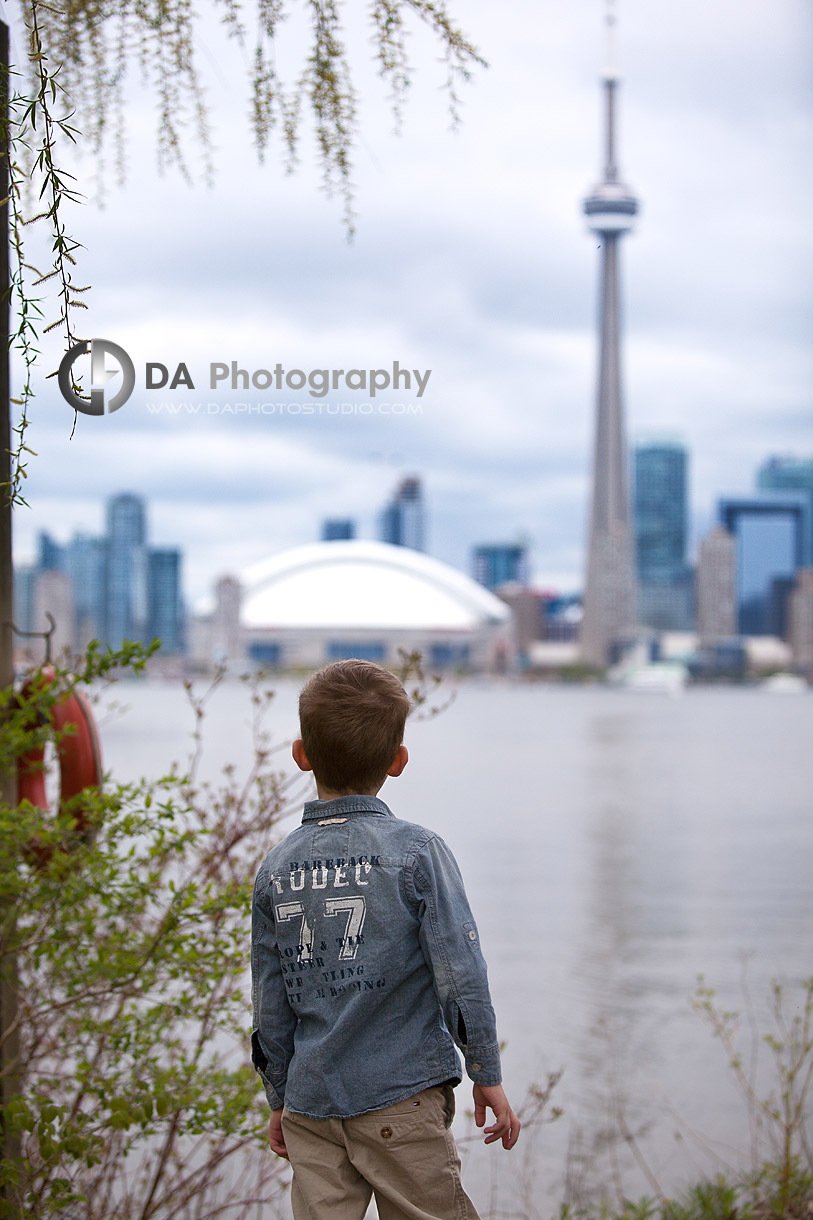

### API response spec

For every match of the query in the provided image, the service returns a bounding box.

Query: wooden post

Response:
[0,15,22,1204]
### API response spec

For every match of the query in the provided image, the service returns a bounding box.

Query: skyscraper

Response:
[12,566,36,637]
[471,544,529,591]
[634,441,693,629]
[756,456,813,563]
[696,525,736,643]
[148,548,183,654]
[38,530,65,572]
[788,568,813,673]
[212,575,243,664]
[718,494,809,635]
[321,519,356,542]
[379,477,425,551]
[580,7,639,666]
[66,533,106,648]
[105,493,148,646]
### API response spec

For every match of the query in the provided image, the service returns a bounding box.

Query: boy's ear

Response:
[292,739,312,773]
[387,745,409,778]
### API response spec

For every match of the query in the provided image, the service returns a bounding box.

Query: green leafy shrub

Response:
[0,644,294,1218]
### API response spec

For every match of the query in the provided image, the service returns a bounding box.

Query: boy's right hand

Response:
[268,1109,289,1159]
[472,1083,521,1150]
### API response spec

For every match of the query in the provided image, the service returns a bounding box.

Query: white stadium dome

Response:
[193,541,514,671]
[240,540,512,631]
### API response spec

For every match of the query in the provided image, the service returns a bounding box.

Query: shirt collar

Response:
[302,795,394,823]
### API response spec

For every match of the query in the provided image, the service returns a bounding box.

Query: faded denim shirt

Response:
[251,795,502,1118]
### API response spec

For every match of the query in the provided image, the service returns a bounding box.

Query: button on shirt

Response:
[251,795,502,1118]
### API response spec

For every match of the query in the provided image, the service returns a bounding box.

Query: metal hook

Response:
[10,612,57,662]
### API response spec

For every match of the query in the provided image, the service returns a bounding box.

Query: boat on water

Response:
[760,672,809,694]
[607,661,689,694]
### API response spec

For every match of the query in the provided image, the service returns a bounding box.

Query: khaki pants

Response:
[281,1085,481,1220]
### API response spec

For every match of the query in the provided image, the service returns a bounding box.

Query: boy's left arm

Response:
[250,861,297,1117]
[410,835,503,1088]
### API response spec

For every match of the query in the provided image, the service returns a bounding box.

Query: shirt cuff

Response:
[251,1030,287,1110]
[464,1041,502,1087]
[262,1079,286,1110]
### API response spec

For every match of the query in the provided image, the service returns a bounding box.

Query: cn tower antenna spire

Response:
[579,0,640,668]
[602,0,619,180]
[603,0,618,80]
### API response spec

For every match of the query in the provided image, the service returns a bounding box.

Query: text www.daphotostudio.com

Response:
[144,400,425,416]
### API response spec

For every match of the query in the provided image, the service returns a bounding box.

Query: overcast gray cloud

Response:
[10,0,812,598]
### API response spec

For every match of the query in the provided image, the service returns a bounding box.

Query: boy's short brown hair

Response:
[298,659,411,794]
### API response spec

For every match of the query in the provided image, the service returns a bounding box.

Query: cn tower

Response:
[579,3,639,667]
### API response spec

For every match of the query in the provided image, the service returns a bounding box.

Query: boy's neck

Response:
[314,783,383,801]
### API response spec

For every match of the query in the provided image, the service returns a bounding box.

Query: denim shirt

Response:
[251,795,502,1118]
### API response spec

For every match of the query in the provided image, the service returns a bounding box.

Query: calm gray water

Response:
[100,679,813,1217]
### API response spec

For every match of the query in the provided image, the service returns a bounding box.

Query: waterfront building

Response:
[321,519,356,541]
[718,494,809,636]
[493,584,546,656]
[192,540,512,671]
[379,476,425,552]
[788,568,813,674]
[471,544,529,591]
[544,594,583,643]
[212,575,244,665]
[695,525,737,643]
[12,565,36,637]
[757,456,813,563]
[148,548,183,654]
[33,569,75,661]
[66,533,106,649]
[105,492,148,646]
[634,441,693,630]
[580,10,639,666]
[38,530,65,572]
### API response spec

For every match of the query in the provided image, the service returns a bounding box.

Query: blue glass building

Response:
[321,519,356,541]
[471,544,529,591]
[718,494,809,635]
[379,477,424,551]
[66,533,106,646]
[633,441,693,630]
[104,493,148,646]
[13,566,37,635]
[148,548,184,654]
[38,530,65,572]
[756,456,813,563]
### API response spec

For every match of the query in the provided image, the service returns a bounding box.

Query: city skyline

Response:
[17,442,812,638]
[14,493,183,658]
[6,0,810,601]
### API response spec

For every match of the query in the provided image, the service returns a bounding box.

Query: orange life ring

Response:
[17,666,104,862]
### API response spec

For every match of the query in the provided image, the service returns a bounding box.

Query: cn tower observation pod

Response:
[583,180,638,234]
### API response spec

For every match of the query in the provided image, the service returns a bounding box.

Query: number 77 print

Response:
[276,896,367,962]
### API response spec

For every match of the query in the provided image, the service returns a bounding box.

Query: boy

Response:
[251,659,519,1220]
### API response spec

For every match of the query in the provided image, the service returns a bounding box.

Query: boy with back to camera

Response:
[251,659,520,1220]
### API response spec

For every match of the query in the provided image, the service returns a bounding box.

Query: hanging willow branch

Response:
[21,0,486,231]
[2,0,486,506]
[5,1,91,504]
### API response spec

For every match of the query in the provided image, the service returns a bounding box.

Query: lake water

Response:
[100,677,813,1218]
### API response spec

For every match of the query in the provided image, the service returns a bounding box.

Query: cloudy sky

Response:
[8,0,812,600]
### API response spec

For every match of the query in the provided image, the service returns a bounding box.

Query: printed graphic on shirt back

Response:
[270,854,386,1004]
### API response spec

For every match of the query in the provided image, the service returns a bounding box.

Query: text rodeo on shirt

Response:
[267,857,384,1003]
